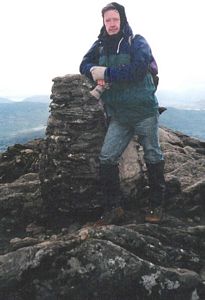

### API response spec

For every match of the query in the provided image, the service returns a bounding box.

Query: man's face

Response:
[103,10,121,35]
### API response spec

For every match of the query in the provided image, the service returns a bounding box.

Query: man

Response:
[79,2,166,223]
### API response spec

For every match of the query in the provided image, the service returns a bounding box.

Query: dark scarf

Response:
[102,31,123,55]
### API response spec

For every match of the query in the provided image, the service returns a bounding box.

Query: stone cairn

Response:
[39,75,106,218]
[39,74,141,221]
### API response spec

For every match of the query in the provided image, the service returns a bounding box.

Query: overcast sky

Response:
[0,0,204,100]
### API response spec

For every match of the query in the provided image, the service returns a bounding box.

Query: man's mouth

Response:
[110,28,117,32]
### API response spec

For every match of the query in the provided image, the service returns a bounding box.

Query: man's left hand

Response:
[90,66,106,81]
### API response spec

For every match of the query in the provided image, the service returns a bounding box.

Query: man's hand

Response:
[90,80,110,100]
[97,79,106,86]
[90,85,105,100]
[90,66,106,81]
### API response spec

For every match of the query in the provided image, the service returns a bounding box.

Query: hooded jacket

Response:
[79,3,159,125]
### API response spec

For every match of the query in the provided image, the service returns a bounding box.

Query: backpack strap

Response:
[128,34,159,89]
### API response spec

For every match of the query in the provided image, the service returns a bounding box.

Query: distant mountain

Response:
[160,107,205,141]
[0,102,49,151]
[22,95,50,103]
[0,97,13,103]
[0,128,46,152]
[157,86,205,109]
[1,95,205,152]
[194,99,205,110]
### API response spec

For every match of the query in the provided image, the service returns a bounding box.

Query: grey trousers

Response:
[99,114,164,165]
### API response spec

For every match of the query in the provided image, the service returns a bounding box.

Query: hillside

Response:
[1,93,205,152]
[0,97,13,103]
[160,107,205,141]
[157,86,205,109]
[0,102,49,151]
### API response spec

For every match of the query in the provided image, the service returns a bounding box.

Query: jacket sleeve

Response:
[79,40,100,80]
[104,35,156,83]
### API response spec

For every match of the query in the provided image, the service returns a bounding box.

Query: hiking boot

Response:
[146,161,166,208]
[94,206,125,226]
[99,163,124,208]
[144,206,163,223]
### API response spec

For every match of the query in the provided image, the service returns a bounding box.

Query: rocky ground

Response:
[0,75,205,300]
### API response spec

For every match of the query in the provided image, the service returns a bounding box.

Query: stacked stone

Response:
[39,75,106,215]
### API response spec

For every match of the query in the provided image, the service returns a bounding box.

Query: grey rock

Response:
[0,75,205,299]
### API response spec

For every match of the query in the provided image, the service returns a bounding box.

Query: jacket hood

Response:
[99,2,132,40]
[101,2,127,28]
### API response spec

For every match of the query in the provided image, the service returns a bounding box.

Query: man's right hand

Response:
[90,85,105,100]
[97,79,106,86]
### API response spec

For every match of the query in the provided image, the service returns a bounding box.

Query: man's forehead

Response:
[103,9,120,18]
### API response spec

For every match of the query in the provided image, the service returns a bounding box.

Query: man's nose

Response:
[110,20,115,26]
